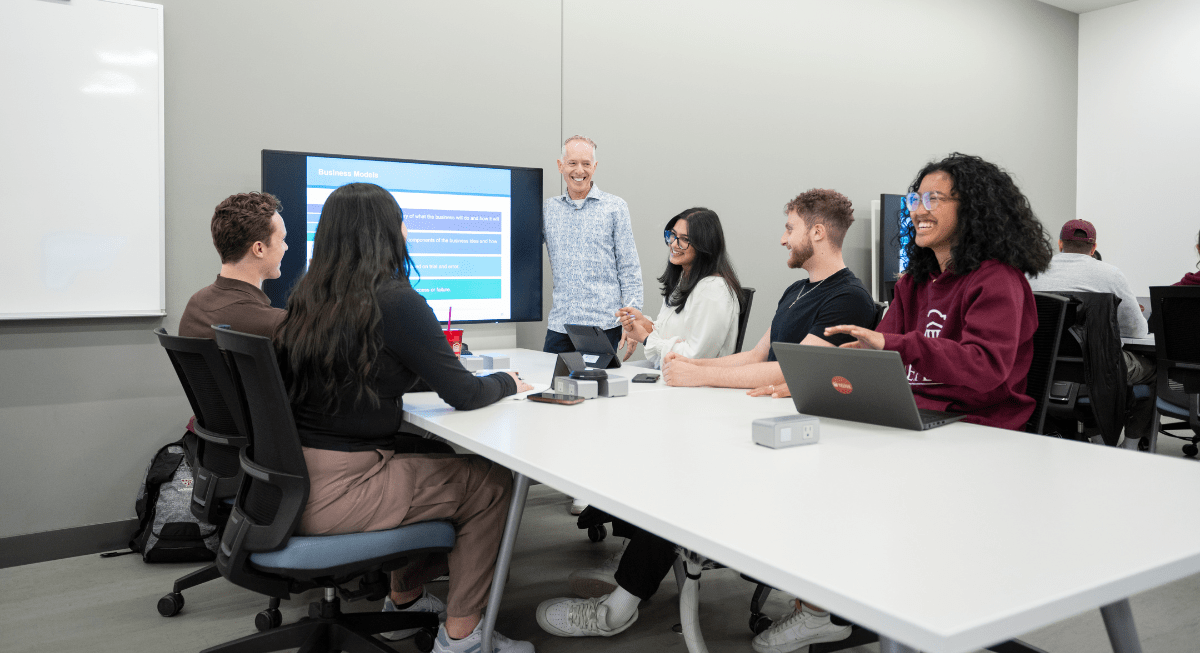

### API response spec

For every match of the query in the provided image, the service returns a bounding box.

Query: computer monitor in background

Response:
[261,150,543,324]
[877,193,911,302]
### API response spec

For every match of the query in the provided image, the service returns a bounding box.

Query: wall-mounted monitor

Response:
[877,193,912,302]
[262,150,543,324]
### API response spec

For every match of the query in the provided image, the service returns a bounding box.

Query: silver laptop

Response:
[773,342,964,431]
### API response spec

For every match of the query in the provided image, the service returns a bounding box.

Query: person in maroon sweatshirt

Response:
[1175,230,1200,286]
[826,153,1053,431]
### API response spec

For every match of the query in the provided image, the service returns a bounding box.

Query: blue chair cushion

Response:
[1158,397,1190,419]
[1078,384,1153,405]
[250,521,455,571]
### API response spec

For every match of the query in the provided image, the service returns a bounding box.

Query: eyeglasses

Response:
[664,230,691,250]
[904,191,959,213]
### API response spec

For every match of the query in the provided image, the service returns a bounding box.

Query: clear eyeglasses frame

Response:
[904,191,959,213]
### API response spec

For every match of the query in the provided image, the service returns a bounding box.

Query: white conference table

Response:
[402,348,1200,653]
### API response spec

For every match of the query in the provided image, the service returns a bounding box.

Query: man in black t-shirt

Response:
[534,190,877,646]
[662,188,876,391]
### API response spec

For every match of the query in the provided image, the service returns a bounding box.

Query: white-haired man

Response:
[542,135,644,357]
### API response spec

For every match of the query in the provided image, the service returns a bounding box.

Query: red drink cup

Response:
[443,329,464,356]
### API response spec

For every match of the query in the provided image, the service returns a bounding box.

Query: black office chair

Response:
[1024,293,1069,434]
[205,327,455,653]
[1043,291,1149,446]
[153,327,250,617]
[871,300,888,329]
[1148,286,1200,457]
[733,287,756,354]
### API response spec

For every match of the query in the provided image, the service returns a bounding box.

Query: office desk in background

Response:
[1121,335,1156,356]
[403,349,1200,653]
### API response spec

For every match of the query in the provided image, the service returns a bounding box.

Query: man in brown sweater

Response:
[179,192,287,338]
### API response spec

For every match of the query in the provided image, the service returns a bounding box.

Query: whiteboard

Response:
[0,0,165,319]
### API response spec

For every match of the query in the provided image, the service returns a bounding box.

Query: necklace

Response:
[789,277,827,308]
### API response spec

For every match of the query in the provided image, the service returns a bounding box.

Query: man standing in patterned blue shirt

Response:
[542,135,643,354]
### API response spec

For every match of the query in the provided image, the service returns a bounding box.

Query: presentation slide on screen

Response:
[306,156,511,322]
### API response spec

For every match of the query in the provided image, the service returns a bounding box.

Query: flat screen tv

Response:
[878,193,911,301]
[262,150,543,323]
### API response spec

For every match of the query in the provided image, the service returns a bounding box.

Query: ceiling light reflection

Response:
[81,71,138,95]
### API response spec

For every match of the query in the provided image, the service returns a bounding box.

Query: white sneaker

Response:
[380,589,447,641]
[570,498,588,515]
[432,621,534,653]
[751,607,851,653]
[567,546,623,598]
[536,594,638,637]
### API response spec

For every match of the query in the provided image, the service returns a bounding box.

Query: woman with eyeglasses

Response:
[824,153,1054,430]
[614,207,743,368]
[274,183,534,653]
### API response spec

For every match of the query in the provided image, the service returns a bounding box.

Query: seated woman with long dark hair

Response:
[616,207,743,366]
[274,183,534,653]
[825,153,1054,431]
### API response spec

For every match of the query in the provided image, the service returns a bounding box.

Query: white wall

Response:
[0,0,559,540]
[564,0,1079,348]
[1,0,1081,541]
[1078,0,1200,294]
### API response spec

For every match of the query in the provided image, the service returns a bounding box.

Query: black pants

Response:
[611,518,679,601]
[543,327,622,354]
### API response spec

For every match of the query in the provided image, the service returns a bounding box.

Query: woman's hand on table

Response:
[747,382,790,398]
[823,325,885,350]
[506,372,534,393]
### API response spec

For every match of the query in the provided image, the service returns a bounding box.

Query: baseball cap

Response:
[1060,219,1096,243]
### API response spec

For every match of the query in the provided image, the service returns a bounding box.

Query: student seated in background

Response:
[274,183,535,653]
[179,192,287,338]
[825,152,1054,431]
[534,190,874,648]
[614,207,742,367]
[1175,228,1200,286]
[658,189,876,391]
[1028,218,1156,446]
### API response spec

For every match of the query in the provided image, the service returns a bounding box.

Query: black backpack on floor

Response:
[128,435,219,563]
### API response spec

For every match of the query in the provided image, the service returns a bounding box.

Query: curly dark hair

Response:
[210,192,281,263]
[784,189,855,248]
[903,153,1053,283]
[657,208,743,314]
[274,183,416,413]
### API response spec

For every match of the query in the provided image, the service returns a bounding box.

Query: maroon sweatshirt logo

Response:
[832,376,853,394]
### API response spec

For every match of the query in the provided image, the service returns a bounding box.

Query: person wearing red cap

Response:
[1027,218,1157,447]
[1029,219,1149,338]
[1175,229,1200,286]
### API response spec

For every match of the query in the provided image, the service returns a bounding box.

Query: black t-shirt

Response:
[767,267,876,361]
[291,280,517,452]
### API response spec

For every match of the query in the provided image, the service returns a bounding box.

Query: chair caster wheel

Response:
[255,608,282,631]
[1184,443,1198,458]
[414,627,437,652]
[750,613,772,635]
[588,524,607,542]
[158,592,184,617]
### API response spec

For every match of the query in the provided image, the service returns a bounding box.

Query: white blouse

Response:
[642,276,740,368]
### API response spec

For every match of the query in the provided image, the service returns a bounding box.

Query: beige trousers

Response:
[300,447,512,617]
